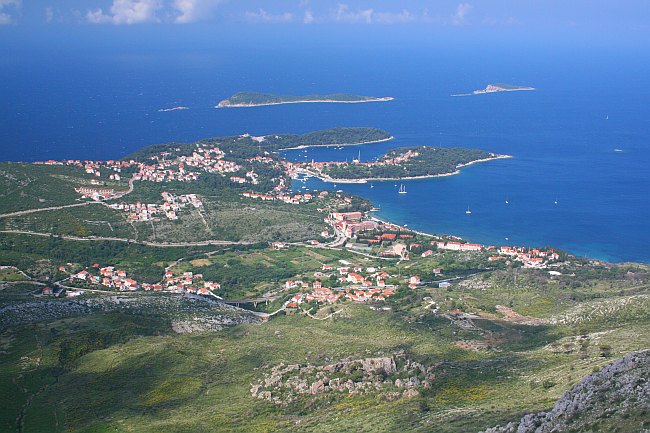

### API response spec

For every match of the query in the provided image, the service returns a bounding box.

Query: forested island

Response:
[452,83,535,97]
[299,146,510,182]
[261,127,392,149]
[125,127,391,163]
[216,92,393,107]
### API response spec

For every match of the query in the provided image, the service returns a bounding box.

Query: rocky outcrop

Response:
[480,350,650,433]
[0,294,260,331]
[251,354,435,405]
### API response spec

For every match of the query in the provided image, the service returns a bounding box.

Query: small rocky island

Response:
[216,92,394,108]
[452,83,535,97]
[158,106,189,112]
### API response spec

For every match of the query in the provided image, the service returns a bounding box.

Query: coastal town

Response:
[4,12,649,433]
[31,131,565,317]
[37,201,565,321]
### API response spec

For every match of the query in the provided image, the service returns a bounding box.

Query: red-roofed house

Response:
[347,273,364,284]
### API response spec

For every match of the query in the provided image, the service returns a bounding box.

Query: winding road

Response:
[0,178,134,219]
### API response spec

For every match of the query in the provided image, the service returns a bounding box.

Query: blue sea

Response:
[1,42,649,263]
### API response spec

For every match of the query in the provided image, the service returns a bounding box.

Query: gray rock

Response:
[310,380,325,395]
[480,350,650,433]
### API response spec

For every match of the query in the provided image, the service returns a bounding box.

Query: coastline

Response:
[216,97,394,108]
[278,136,394,151]
[368,214,436,239]
[297,154,512,184]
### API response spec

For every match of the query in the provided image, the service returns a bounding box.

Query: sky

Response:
[0,1,649,52]
[0,0,647,30]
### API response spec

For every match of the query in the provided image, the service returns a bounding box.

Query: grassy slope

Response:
[0,232,216,283]
[0,204,135,239]
[1,157,648,433]
[1,189,328,245]
[0,164,90,213]
[1,161,333,245]
[1,277,648,433]
[151,197,327,244]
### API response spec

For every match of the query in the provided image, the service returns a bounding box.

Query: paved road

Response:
[222,297,276,305]
[0,178,136,220]
[0,201,104,219]
[0,230,253,248]
[325,226,348,248]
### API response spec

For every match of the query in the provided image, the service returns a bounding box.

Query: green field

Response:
[1,134,648,433]
[0,163,92,213]
[171,245,373,300]
[0,232,216,283]
[0,239,648,432]
[2,298,648,433]
[0,267,26,282]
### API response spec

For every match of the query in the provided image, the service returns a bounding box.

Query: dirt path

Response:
[495,305,547,326]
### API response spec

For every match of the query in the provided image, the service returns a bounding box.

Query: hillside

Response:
[481,350,650,433]
[1,132,648,433]
[1,130,377,245]
[1,239,648,432]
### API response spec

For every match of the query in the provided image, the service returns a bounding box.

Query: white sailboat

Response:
[465,206,472,214]
[398,184,407,194]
